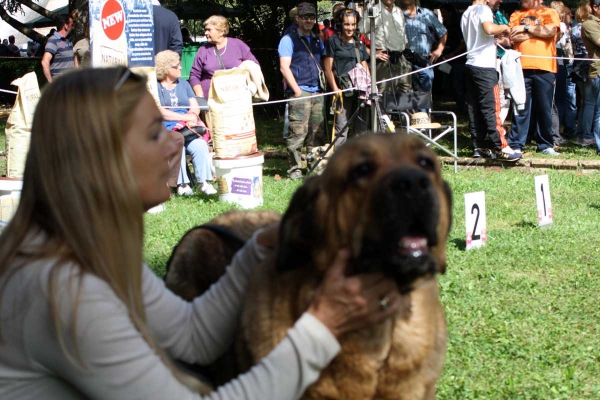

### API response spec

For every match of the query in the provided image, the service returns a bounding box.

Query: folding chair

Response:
[382,92,458,173]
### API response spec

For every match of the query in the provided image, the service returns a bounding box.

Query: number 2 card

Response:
[465,191,487,250]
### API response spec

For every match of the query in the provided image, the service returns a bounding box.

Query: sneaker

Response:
[513,149,523,154]
[474,148,495,159]
[540,148,560,156]
[576,138,595,147]
[199,181,217,195]
[177,184,194,196]
[496,147,522,162]
[289,170,303,180]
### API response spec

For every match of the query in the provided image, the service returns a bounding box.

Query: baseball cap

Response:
[297,2,316,16]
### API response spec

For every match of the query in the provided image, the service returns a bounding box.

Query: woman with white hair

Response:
[156,49,216,195]
[189,15,259,98]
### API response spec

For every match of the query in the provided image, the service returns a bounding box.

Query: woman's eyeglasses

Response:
[299,14,316,21]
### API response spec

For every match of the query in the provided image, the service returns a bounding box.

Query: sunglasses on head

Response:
[114,68,144,91]
[299,14,316,20]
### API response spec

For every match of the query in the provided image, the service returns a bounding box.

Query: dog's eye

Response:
[348,161,375,182]
[418,155,436,172]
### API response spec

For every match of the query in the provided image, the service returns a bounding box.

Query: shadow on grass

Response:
[450,238,466,251]
[591,203,600,210]
[515,220,537,229]
[263,158,288,177]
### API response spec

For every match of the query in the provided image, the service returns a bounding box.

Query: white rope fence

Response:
[160,43,600,110]
[3,45,597,106]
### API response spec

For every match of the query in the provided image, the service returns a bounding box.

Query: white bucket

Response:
[213,152,264,209]
[0,178,23,230]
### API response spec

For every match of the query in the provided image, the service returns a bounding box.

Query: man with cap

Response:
[279,2,327,180]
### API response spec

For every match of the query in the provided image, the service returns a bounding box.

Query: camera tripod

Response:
[307,91,390,175]
[307,0,394,176]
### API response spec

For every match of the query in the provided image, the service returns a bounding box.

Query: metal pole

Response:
[367,1,378,132]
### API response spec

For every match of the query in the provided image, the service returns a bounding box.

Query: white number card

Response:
[535,175,553,228]
[465,191,487,250]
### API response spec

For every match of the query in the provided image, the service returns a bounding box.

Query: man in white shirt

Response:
[461,0,521,161]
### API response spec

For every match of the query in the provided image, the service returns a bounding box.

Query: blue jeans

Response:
[179,136,213,184]
[577,78,599,141]
[563,64,577,137]
[508,70,555,152]
[412,63,434,93]
[590,77,600,153]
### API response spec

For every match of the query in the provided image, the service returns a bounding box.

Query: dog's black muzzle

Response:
[355,167,441,292]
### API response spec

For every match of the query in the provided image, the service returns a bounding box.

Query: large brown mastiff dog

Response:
[167,133,452,399]
[240,133,452,399]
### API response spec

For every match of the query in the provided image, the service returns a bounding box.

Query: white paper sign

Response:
[535,175,553,227]
[465,191,487,250]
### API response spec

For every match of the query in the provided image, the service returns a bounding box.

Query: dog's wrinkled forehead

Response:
[322,134,440,186]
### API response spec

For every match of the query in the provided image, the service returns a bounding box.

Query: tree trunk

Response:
[0,4,48,44]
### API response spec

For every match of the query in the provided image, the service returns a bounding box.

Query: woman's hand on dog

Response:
[308,249,401,339]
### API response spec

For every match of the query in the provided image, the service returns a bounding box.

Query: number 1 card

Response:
[465,191,487,250]
[535,175,553,228]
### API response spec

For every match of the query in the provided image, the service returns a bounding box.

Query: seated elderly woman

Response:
[156,49,217,195]
[189,15,259,99]
[0,67,401,399]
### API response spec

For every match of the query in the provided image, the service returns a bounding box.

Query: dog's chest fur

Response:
[241,258,446,400]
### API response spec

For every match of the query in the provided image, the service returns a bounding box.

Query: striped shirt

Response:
[44,32,74,77]
[402,7,447,57]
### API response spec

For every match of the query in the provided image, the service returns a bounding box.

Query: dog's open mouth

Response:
[398,236,429,258]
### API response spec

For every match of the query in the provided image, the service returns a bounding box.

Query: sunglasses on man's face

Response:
[299,14,316,21]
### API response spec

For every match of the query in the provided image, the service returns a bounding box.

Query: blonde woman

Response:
[0,67,401,398]
[189,15,259,98]
[156,49,216,195]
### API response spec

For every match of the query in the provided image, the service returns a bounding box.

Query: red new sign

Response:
[101,0,125,41]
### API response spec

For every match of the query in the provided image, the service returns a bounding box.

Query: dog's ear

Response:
[276,176,322,273]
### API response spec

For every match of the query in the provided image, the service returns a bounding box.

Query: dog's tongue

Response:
[399,236,429,258]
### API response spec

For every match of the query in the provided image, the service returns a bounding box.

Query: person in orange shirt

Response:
[508,0,561,156]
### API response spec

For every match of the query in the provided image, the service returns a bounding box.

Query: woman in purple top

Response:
[189,15,259,98]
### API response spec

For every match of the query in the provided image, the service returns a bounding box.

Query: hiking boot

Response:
[540,148,560,156]
[474,148,495,159]
[289,170,303,180]
[496,147,522,162]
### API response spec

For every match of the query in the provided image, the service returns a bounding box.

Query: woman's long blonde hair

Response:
[0,67,210,394]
